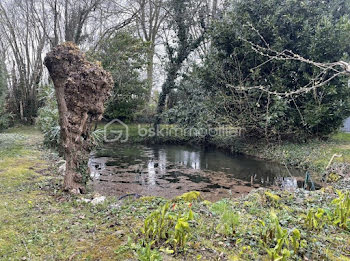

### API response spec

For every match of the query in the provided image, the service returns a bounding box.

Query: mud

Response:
[89,144,306,201]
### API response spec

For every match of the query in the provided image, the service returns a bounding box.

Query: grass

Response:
[332,132,350,142]
[1,125,349,260]
[241,133,350,179]
[0,126,130,260]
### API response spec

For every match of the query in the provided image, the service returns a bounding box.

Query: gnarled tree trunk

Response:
[44,42,113,193]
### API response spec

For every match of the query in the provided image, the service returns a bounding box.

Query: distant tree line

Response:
[0,0,349,140]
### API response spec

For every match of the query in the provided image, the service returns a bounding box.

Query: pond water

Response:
[89,144,305,201]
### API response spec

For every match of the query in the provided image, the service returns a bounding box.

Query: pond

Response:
[88,144,305,201]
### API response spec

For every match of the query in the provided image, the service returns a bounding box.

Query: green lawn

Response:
[0,126,129,260]
[0,126,350,260]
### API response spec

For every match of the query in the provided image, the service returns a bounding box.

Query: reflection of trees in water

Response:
[197,151,303,185]
[275,177,298,191]
[147,161,156,186]
[92,144,303,190]
[146,148,168,187]
[145,146,303,187]
[145,147,203,187]
[173,149,201,170]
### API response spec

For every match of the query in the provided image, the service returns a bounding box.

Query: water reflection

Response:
[140,145,302,186]
[89,144,305,201]
[147,161,156,186]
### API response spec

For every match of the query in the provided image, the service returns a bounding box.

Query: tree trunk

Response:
[146,44,155,103]
[54,78,84,192]
[45,42,113,193]
[154,67,178,134]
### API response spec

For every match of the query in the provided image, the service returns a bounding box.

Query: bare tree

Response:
[33,0,137,50]
[33,0,104,47]
[133,0,167,103]
[63,0,102,44]
[0,0,46,122]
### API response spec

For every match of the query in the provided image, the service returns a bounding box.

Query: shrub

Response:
[36,85,60,148]
[0,95,13,131]
[172,0,350,140]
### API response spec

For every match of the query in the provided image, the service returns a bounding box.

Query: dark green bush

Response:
[91,31,149,122]
[172,0,350,140]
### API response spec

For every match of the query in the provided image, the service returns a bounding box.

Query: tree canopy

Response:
[169,0,350,140]
[92,32,149,122]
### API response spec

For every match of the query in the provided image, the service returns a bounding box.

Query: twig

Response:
[226,24,350,98]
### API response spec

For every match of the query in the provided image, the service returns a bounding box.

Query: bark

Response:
[212,0,218,18]
[154,65,179,133]
[44,42,113,193]
[146,43,155,102]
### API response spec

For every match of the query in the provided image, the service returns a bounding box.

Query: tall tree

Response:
[134,0,167,103]
[93,31,149,122]
[0,0,46,122]
[154,0,207,132]
[0,40,7,97]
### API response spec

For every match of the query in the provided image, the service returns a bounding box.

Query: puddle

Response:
[89,144,307,201]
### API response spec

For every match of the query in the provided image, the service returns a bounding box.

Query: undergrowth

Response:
[1,126,350,260]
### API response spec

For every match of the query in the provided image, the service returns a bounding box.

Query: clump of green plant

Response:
[176,191,201,202]
[0,98,13,131]
[142,198,195,253]
[115,237,162,261]
[137,241,163,261]
[264,191,281,207]
[210,199,240,236]
[216,210,239,237]
[302,208,326,231]
[143,202,174,243]
[37,85,60,148]
[90,128,105,147]
[0,62,13,131]
[327,173,341,183]
[289,228,307,255]
[210,199,231,215]
[259,211,306,260]
[331,190,350,230]
[171,209,193,252]
[266,247,290,261]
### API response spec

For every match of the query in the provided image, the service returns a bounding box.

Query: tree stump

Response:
[44,42,113,193]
